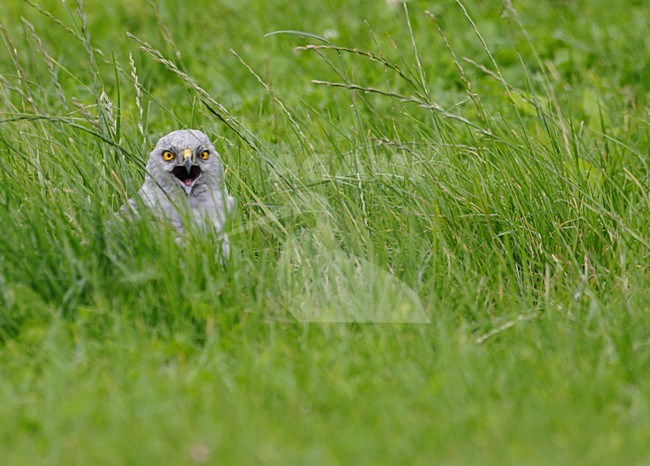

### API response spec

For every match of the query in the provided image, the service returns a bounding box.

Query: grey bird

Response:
[120,129,234,256]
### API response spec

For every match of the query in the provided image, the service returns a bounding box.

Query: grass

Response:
[0,0,649,464]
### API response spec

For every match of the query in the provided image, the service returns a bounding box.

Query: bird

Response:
[119,129,234,257]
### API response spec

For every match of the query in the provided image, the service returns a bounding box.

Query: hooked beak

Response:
[182,148,193,174]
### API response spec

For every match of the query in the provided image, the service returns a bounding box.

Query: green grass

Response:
[1,0,649,464]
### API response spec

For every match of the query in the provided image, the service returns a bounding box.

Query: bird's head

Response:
[146,129,224,195]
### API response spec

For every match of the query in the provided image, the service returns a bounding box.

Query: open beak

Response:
[172,148,202,190]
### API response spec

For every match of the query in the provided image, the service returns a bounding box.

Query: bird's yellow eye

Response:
[162,150,175,161]
[199,150,210,160]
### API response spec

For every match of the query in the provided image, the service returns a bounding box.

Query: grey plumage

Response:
[120,129,234,256]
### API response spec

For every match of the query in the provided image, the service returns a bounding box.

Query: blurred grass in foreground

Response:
[0,0,649,464]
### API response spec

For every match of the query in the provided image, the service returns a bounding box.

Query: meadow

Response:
[1,0,649,464]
